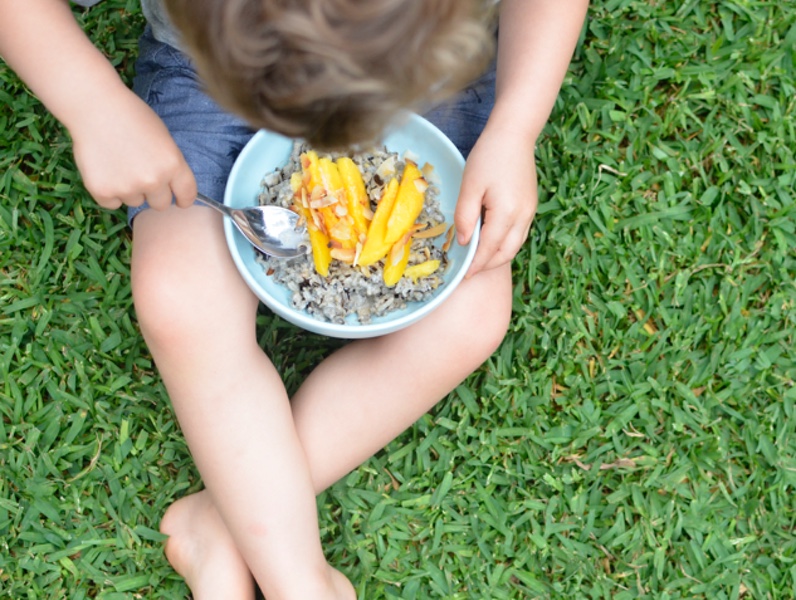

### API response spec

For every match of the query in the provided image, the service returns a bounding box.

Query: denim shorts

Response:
[128,26,496,223]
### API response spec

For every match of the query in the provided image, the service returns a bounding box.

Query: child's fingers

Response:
[467,206,534,277]
[86,182,136,210]
[95,197,124,210]
[144,186,174,211]
[453,180,485,247]
[478,221,531,274]
[465,209,511,277]
[171,161,199,209]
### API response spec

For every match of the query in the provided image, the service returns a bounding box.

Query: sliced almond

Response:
[375,155,397,180]
[388,232,412,266]
[330,247,356,263]
[413,222,447,239]
[388,243,404,266]
[421,162,439,185]
[442,225,455,252]
[353,240,363,266]
[311,197,339,210]
[329,220,352,241]
[403,151,420,165]
[308,205,324,232]
[409,223,425,234]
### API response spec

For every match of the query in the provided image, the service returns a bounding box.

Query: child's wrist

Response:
[60,77,134,137]
[484,102,544,146]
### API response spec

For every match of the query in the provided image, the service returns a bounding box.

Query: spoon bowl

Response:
[196,192,309,258]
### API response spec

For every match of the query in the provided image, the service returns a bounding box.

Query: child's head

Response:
[164,0,495,149]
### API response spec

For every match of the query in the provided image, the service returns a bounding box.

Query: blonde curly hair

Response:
[164,0,495,148]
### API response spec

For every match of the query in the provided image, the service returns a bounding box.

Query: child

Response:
[0,1,589,598]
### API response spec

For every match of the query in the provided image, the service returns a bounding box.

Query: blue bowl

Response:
[223,112,478,338]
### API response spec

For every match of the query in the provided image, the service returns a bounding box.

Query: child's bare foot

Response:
[162,491,355,600]
[329,565,357,600]
[160,491,255,600]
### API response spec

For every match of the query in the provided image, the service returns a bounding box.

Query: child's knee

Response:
[131,240,259,363]
[473,286,512,357]
[131,252,195,351]
[453,266,513,363]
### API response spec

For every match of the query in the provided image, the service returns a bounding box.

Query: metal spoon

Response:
[195,192,309,258]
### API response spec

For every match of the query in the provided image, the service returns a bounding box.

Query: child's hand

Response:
[0,1,198,212]
[69,88,197,211]
[454,125,538,277]
[449,0,590,278]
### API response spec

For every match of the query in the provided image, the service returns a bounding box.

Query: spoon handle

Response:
[195,192,233,216]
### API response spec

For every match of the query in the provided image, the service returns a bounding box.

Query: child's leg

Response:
[160,261,512,595]
[131,29,354,599]
[291,263,512,489]
[132,205,354,600]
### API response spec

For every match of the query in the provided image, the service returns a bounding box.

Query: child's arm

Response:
[0,0,196,210]
[456,0,590,276]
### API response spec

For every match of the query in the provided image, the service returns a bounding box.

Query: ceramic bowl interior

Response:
[224,113,478,339]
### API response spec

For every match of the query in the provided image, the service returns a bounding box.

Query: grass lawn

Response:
[2,1,795,598]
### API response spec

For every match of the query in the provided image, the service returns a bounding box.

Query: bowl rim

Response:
[223,112,479,338]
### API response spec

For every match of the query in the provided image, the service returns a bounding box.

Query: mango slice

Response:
[383,235,411,287]
[404,259,441,282]
[318,156,343,194]
[307,222,332,276]
[292,158,333,275]
[385,161,426,245]
[336,156,371,238]
[357,178,399,267]
[317,158,356,250]
[294,190,332,276]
